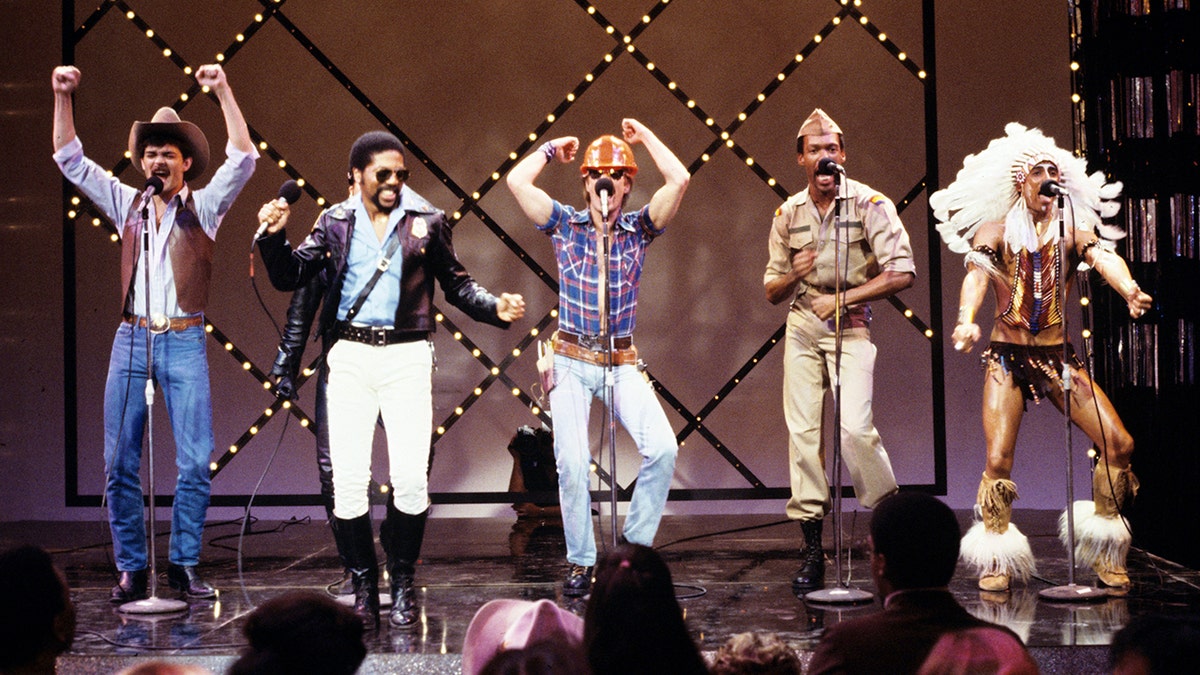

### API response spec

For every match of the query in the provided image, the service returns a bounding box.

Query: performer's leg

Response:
[614,364,677,548]
[378,341,433,517]
[326,341,381,521]
[782,314,831,521]
[157,325,217,598]
[377,341,434,627]
[325,340,383,626]
[1052,367,1137,588]
[103,323,150,601]
[548,357,599,595]
[1051,367,1135,469]
[314,363,352,593]
[782,313,830,590]
[962,364,1036,592]
[830,329,898,509]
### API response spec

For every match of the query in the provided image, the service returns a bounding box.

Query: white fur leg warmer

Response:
[961,520,1037,582]
[1060,500,1131,570]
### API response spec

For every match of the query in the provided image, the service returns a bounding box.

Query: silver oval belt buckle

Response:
[149,314,171,334]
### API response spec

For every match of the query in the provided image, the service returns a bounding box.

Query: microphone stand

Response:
[1039,193,1106,602]
[121,195,188,615]
[807,168,872,605]
[597,184,621,548]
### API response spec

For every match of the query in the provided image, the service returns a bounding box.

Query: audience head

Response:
[477,639,590,675]
[869,491,961,593]
[917,627,1038,675]
[0,545,76,674]
[227,591,365,675]
[1109,613,1200,675]
[114,662,212,675]
[462,598,584,675]
[584,543,707,675]
[710,632,802,675]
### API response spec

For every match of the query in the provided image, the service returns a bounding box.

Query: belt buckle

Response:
[149,313,171,334]
[370,326,388,347]
[579,334,603,351]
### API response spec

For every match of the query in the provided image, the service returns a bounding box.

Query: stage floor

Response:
[5,510,1199,674]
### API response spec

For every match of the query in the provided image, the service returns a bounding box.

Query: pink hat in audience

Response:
[461,599,584,675]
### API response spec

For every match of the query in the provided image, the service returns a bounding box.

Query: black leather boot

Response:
[334,514,380,629]
[167,564,218,599]
[380,500,427,628]
[326,504,354,596]
[110,569,148,603]
[792,519,826,591]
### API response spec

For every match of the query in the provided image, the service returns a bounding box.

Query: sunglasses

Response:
[374,167,410,183]
[586,168,626,181]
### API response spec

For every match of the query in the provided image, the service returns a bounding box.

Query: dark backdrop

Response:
[1,1,1092,525]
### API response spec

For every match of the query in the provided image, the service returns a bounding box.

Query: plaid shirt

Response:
[539,200,664,337]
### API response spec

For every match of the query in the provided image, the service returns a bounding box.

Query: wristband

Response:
[539,141,556,164]
[1119,278,1140,299]
[957,306,974,325]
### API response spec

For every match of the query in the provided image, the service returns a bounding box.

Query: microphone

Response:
[815,158,845,176]
[1039,180,1068,197]
[595,175,614,222]
[255,179,303,238]
[136,176,164,214]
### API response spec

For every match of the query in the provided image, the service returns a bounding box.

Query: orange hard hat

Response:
[579,135,638,176]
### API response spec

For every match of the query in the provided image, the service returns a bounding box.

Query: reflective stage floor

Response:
[5,510,1198,674]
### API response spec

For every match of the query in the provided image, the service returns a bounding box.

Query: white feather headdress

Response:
[930,123,1125,255]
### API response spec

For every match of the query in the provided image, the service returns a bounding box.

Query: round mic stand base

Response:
[805,585,874,606]
[118,595,190,615]
[1037,583,1108,603]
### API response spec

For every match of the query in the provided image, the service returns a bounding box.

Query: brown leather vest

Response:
[119,192,213,315]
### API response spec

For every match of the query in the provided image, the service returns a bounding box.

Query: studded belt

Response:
[336,322,428,347]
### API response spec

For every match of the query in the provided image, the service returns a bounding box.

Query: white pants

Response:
[326,339,433,519]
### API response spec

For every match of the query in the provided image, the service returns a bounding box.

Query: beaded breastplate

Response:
[998,241,1061,334]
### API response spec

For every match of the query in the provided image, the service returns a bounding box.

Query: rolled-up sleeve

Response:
[53,137,136,231]
[194,140,258,237]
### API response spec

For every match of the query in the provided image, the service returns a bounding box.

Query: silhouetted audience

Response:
[115,662,212,675]
[227,591,365,675]
[462,598,585,675]
[808,492,1028,674]
[710,632,801,675]
[0,545,76,675]
[478,639,589,675]
[918,627,1039,675]
[583,543,707,675]
[1109,612,1200,675]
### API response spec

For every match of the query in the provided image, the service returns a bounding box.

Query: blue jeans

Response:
[104,321,214,571]
[549,355,678,566]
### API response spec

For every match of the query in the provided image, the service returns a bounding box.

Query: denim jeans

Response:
[549,355,678,566]
[104,321,214,571]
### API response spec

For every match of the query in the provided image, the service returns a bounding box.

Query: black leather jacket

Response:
[260,192,509,384]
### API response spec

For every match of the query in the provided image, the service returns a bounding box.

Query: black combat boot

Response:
[380,499,428,628]
[333,514,380,629]
[792,519,826,592]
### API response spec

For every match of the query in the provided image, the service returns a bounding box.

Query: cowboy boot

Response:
[792,519,825,592]
[381,499,427,628]
[962,473,1036,592]
[1065,461,1137,589]
[333,514,379,629]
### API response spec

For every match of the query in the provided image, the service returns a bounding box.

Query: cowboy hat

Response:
[461,599,583,675]
[128,106,210,181]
